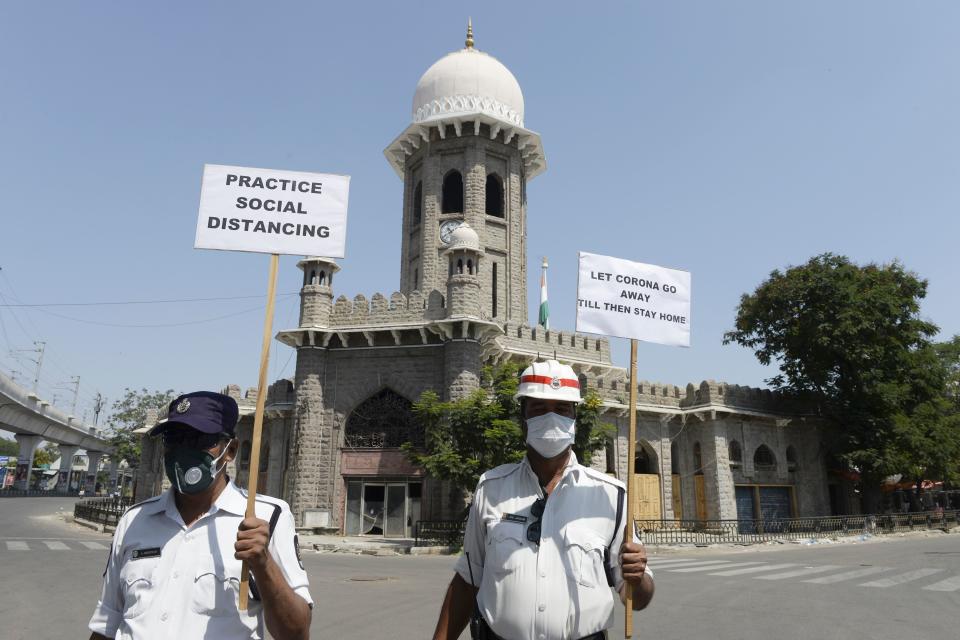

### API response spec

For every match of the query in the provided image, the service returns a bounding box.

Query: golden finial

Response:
[465,18,474,49]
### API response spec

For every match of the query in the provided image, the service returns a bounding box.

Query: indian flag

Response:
[538,257,549,329]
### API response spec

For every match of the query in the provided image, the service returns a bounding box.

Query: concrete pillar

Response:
[108,458,120,493]
[14,434,42,490]
[84,451,104,495]
[56,444,80,492]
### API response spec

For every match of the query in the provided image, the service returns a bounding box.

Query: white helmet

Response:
[515,359,583,404]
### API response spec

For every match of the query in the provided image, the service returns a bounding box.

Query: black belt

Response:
[480,618,606,640]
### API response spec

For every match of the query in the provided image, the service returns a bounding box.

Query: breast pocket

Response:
[119,560,158,619]
[485,521,527,578]
[562,525,608,588]
[191,561,241,616]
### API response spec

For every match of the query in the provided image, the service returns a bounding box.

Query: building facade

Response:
[137,29,838,533]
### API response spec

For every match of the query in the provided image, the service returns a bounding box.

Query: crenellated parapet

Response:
[321,289,452,327]
[681,379,791,412]
[495,322,611,365]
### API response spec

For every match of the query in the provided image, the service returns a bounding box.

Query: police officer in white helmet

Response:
[432,360,654,640]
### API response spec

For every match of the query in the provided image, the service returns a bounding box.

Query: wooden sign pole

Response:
[624,338,639,638]
[238,253,280,611]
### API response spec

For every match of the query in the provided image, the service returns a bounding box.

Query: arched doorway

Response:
[342,389,423,538]
[632,440,662,522]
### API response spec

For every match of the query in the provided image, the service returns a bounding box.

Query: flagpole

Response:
[625,338,638,638]
[539,256,549,330]
[238,253,279,611]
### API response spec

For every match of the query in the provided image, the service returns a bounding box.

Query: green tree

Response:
[0,438,17,458]
[105,388,177,468]
[934,335,960,411]
[403,362,615,501]
[723,253,953,510]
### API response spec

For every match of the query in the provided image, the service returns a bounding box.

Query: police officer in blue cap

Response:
[88,391,313,640]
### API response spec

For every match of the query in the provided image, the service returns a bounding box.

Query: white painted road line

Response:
[79,541,108,550]
[650,559,716,569]
[6,541,29,551]
[860,568,944,588]
[756,565,843,580]
[661,561,736,571]
[804,566,892,584]
[42,541,70,550]
[670,562,765,573]
[709,563,798,577]
[921,575,960,592]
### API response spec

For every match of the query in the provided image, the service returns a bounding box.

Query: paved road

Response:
[1,498,957,639]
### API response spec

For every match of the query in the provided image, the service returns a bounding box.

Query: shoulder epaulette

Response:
[125,495,162,511]
[580,465,627,490]
[478,461,523,486]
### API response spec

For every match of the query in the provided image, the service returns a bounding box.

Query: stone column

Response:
[56,444,79,492]
[700,428,737,520]
[14,434,42,490]
[288,348,328,527]
[658,419,674,520]
[84,451,104,495]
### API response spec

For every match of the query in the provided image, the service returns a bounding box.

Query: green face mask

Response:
[163,442,231,495]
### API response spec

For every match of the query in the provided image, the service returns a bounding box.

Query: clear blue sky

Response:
[1,1,957,426]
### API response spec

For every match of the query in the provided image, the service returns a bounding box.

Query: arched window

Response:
[308,270,316,285]
[634,442,658,474]
[344,389,422,448]
[457,258,464,274]
[239,441,251,470]
[486,174,504,217]
[467,259,473,274]
[442,171,463,213]
[729,440,743,466]
[754,445,776,470]
[413,181,423,225]
[693,442,703,474]
[786,445,798,471]
[318,270,326,286]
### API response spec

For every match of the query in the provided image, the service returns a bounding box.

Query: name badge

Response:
[501,513,527,524]
[132,547,162,560]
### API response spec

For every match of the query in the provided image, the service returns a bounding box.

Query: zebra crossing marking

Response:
[669,562,765,573]
[922,575,960,592]
[650,559,721,569]
[803,566,892,584]
[709,563,797,576]
[42,541,70,550]
[659,560,735,571]
[79,541,108,550]
[756,565,843,581]
[860,568,944,588]
[6,541,28,551]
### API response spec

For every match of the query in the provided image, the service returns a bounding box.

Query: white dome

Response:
[412,48,524,127]
[447,223,481,252]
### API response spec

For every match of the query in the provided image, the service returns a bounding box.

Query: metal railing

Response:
[413,510,960,547]
[73,497,134,528]
[0,489,81,498]
[636,510,960,545]
[414,519,469,547]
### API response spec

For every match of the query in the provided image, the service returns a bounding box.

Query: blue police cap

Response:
[148,391,239,437]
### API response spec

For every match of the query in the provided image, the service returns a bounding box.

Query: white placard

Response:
[576,251,691,346]
[195,164,350,257]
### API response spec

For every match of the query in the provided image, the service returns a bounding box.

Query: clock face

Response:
[439,220,462,245]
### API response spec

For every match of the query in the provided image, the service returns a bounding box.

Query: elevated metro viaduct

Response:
[0,371,114,493]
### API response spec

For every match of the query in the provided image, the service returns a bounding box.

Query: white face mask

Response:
[525,412,576,459]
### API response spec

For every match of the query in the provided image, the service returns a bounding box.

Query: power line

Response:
[0,293,299,308]
[29,301,284,328]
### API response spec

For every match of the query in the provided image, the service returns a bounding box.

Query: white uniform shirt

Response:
[88,480,312,639]
[455,452,650,640]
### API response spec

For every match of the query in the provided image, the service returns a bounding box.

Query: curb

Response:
[73,516,116,534]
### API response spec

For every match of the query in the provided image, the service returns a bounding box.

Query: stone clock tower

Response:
[384,22,546,322]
